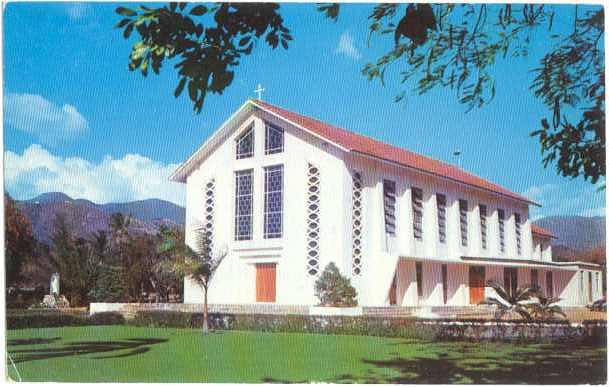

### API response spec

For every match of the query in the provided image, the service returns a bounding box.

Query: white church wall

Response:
[184,109,351,305]
[181,103,599,308]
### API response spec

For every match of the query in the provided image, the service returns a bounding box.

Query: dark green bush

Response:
[314,262,358,307]
[130,310,205,328]
[7,310,125,329]
[89,312,126,325]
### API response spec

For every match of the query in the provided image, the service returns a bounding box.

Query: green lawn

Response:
[6,326,607,383]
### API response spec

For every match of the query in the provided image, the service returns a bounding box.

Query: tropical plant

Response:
[480,281,537,321]
[529,292,566,321]
[159,226,226,334]
[314,262,358,307]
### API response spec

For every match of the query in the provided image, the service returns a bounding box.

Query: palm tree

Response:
[480,281,537,321]
[530,292,566,321]
[158,226,226,335]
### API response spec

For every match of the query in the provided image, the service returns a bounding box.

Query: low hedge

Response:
[129,311,437,339]
[7,311,125,329]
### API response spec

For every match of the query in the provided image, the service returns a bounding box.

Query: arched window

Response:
[306,163,320,276]
[351,171,364,276]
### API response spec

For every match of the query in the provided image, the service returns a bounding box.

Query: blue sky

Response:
[3,2,605,219]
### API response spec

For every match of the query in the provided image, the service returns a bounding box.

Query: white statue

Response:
[50,272,60,295]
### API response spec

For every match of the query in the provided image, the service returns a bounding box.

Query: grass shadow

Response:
[343,342,607,384]
[8,338,168,364]
[8,337,61,346]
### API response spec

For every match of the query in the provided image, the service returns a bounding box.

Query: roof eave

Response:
[168,100,255,183]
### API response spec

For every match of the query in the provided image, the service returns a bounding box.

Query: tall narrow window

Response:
[498,209,506,253]
[514,213,522,255]
[234,170,253,240]
[479,204,487,250]
[436,194,447,243]
[504,267,518,297]
[306,164,320,276]
[351,171,364,276]
[383,180,396,236]
[416,262,423,299]
[203,179,215,255]
[588,272,593,303]
[580,271,585,301]
[459,199,468,247]
[546,271,554,298]
[441,264,448,304]
[412,187,423,241]
[531,269,538,288]
[265,123,284,154]
[235,125,254,159]
[264,165,283,239]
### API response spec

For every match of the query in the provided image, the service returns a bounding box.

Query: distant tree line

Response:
[5,194,188,307]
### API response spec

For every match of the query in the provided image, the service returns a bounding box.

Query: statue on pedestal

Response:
[50,272,60,295]
[40,272,69,309]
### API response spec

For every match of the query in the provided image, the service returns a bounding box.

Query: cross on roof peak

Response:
[254,83,265,100]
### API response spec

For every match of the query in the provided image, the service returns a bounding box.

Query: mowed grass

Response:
[6,326,607,383]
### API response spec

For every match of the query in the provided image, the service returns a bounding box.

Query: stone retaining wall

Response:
[90,303,500,318]
[89,303,606,342]
[89,303,309,318]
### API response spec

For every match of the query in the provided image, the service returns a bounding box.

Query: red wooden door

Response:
[469,266,486,305]
[256,263,276,302]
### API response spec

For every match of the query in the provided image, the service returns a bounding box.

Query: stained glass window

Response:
[459,199,468,247]
[412,187,423,241]
[479,204,487,250]
[235,125,254,159]
[234,170,253,240]
[383,180,396,236]
[265,124,284,154]
[437,194,447,243]
[498,209,505,253]
[514,213,522,255]
[264,165,283,238]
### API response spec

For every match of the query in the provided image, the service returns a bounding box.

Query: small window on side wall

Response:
[265,123,284,155]
[236,125,254,159]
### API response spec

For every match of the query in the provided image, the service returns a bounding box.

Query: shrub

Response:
[89,312,126,325]
[7,310,124,329]
[131,311,205,328]
[314,262,357,307]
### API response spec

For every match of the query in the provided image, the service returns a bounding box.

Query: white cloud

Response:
[5,144,185,206]
[522,183,605,220]
[4,93,89,146]
[335,31,362,60]
[65,3,93,21]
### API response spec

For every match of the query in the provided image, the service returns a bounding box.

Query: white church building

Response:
[171,99,603,308]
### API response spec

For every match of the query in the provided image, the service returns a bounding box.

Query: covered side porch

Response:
[388,256,604,308]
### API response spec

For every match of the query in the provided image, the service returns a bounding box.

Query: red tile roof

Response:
[252,100,536,206]
[531,225,556,238]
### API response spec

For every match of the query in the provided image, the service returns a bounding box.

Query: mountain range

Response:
[16,192,185,245]
[15,192,605,263]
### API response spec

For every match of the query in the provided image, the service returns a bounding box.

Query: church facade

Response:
[171,99,603,307]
